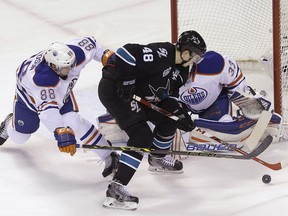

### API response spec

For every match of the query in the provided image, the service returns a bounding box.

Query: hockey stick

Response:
[250,157,288,171]
[242,87,272,150]
[132,95,273,157]
[244,110,272,150]
[78,134,272,159]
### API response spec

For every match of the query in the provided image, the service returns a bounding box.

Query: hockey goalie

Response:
[178,50,288,147]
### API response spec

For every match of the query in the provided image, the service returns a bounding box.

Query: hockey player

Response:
[0,36,118,178]
[178,50,286,144]
[98,30,206,210]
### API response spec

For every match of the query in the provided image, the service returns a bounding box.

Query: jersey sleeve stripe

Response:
[116,47,136,66]
[228,70,244,87]
[227,77,246,91]
[86,36,96,46]
[38,101,59,113]
[16,85,37,112]
[80,124,95,141]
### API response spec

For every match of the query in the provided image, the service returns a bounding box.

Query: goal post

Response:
[170,0,288,123]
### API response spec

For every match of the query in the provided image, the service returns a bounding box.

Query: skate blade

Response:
[103,197,137,211]
[148,166,184,174]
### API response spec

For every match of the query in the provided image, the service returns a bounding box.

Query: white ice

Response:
[1,1,288,216]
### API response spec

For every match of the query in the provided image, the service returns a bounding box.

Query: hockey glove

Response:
[101,49,116,67]
[230,87,271,119]
[54,127,77,156]
[173,103,195,132]
[175,114,195,132]
[117,78,136,102]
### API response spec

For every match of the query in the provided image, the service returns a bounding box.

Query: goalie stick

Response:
[244,110,272,150]
[78,134,272,160]
[250,157,288,171]
[243,87,272,150]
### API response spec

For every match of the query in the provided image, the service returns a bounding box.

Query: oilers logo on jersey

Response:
[179,87,208,105]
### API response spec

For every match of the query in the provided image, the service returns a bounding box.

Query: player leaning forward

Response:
[0,36,118,178]
[98,30,206,210]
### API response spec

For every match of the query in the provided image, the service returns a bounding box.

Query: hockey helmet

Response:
[44,42,76,75]
[176,30,207,57]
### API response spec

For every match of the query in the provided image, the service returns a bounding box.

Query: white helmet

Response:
[44,42,76,74]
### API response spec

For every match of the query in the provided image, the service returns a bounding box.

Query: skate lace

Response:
[162,155,176,167]
[119,186,131,196]
[113,181,131,196]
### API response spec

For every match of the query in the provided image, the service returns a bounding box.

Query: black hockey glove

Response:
[175,115,195,132]
[173,103,195,132]
[116,78,136,102]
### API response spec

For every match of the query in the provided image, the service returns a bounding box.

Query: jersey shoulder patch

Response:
[33,62,60,87]
[68,45,85,65]
[116,45,136,66]
[197,51,225,75]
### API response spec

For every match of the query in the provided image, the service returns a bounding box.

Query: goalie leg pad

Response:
[194,117,257,135]
[97,113,129,144]
[190,117,257,144]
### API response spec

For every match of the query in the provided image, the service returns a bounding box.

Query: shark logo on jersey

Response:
[180,87,208,105]
[146,80,171,102]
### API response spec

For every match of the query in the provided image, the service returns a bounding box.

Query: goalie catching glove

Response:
[54,127,77,156]
[230,87,271,120]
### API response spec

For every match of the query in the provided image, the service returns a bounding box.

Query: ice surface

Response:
[1,1,288,215]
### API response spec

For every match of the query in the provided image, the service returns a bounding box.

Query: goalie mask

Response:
[44,42,76,76]
[176,30,207,64]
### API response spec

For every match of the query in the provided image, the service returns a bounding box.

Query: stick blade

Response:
[245,110,272,150]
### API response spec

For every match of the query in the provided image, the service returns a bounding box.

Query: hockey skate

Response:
[103,181,139,210]
[102,152,119,178]
[148,154,183,174]
[0,113,13,146]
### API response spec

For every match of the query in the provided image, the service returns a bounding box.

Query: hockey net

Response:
[170,0,288,155]
[171,0,288,124]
